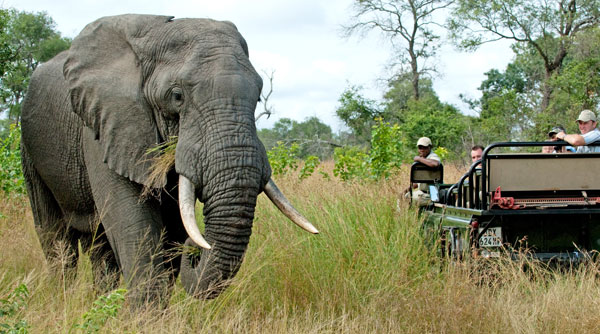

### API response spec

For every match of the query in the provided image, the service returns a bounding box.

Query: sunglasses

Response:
[418,145,429,149]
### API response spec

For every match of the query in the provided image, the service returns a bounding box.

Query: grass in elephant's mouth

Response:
[4,162,600,333]
[142,136,178,198]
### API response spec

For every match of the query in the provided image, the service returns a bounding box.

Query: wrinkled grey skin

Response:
[20,14,270,303]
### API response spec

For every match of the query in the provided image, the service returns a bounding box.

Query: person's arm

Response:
[413,156,440,168]
[556,131,586,146]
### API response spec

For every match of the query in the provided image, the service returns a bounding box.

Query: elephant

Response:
[20,14,317,304]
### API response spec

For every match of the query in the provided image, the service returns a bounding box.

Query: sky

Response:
[2,0,515,132]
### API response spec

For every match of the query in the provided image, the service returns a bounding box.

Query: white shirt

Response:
[576,128,600,153]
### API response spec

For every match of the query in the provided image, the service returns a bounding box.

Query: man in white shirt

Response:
[555,110,600,153]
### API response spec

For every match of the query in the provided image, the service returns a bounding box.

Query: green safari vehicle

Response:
[412,141,600,262]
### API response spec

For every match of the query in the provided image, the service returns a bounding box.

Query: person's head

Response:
[470,145,484,163]
[548,125,566,141]
[416,137,432,157]
[576,109,597,134]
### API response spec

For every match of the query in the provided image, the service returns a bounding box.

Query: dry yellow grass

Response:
[2,162,600,333]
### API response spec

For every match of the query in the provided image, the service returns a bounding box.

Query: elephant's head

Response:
[63,14,317,298]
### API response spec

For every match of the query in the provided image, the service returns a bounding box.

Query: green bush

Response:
[333,119,406,181]
[73,289,126,334]
[0,124,25,196]
[333,146,369,181]
[267,141,300,176]
[368,118,405,179]
[0,283,30,334]
[299,155,320,180]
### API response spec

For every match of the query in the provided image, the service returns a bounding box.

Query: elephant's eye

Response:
[171,88,184,106]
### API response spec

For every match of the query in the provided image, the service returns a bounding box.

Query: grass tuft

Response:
[141,136,178,198]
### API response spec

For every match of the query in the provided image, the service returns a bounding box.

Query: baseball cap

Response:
[416,137,432,147]
[576,109,597,122]
[548,126,565,137]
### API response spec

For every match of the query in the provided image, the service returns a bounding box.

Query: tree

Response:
[548,27,600,113]
[0,9,14,79]
[449,0,600,111]
[468,64,536,142]
[0,9,71,131]
[383,70,437,122]
[335,85,382,145]
[399,95,470,158]
[257,116,338,160]
[463,27,600,143]
[344,0,452,100]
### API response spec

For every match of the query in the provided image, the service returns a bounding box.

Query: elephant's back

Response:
[21,52,95,214]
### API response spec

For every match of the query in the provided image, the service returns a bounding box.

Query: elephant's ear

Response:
[64,14,174,188]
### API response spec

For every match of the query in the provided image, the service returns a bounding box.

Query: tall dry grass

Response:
[2,162,600,333]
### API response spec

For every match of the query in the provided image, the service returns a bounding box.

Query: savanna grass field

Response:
[3,162,600,333]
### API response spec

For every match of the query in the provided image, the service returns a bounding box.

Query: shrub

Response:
[333,119,406,181]
[299,155,320,180]
[73,289,126,334]
[267,141,300,176]
[0,124,25,196]
[332,146,369,181]
[0,283,30,334]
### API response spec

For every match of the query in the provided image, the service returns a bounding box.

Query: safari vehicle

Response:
[412,141,600,262]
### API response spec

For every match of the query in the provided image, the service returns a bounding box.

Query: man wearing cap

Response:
[414,137,441,167]
[546,126,575,153]
[404,137,441,203]
[555,110,600,153]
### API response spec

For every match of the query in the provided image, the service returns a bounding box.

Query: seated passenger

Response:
[546,126,575,153]
[413,137,441,167]
[407,137,441,205]
[555,110,600,153]
[470,145,484,167]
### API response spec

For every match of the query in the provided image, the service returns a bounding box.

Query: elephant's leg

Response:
[86,223,120,292]
[21,142,74,264]
[83,133,169,305]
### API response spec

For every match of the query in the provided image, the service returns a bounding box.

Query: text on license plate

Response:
[478,227,502,247]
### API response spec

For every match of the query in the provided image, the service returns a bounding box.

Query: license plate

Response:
[479,227,502,247]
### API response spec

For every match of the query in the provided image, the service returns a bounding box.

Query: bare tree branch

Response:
[256,69,275,122]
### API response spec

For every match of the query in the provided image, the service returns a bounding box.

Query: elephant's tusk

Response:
[263,179,319,234]
[179,175,212,249]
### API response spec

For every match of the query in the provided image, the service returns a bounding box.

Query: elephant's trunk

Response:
[177,139,262,297]
[178,174,258,298]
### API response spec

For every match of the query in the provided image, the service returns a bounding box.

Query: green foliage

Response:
[0,124,25,196]
[0,9,71,132]
[332,146,369,181]
[266,142,323,180]
[258,116,336,160]
[368,118,404,179]
[335,85,381,145]
[450,0,600,113]
[333,119,405,181]
[0,284,30,334]
[267,141,299,176]
[398,97,468,158]
[383,73,437,121]
[0,9,14,79]
[465,27,600,143]
[433,147,449,161]
[299,155,320,180]
[73,289,126,334]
